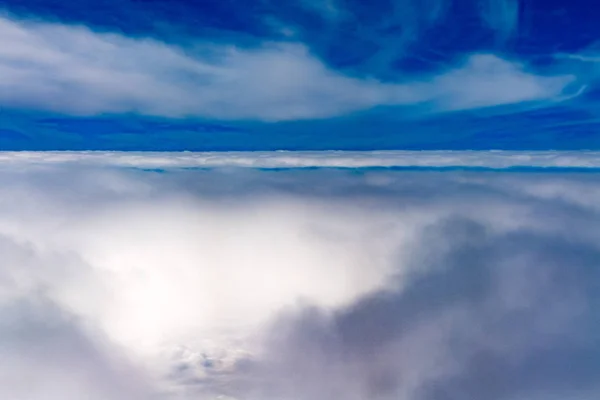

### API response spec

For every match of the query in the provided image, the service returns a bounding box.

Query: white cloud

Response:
[0,150,599,169]
[0,296,154,400]
[0,14,573,120]
[0,158,599,399]
[429,54,571,110]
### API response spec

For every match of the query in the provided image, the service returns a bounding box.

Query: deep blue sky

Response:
[1,0,600,150]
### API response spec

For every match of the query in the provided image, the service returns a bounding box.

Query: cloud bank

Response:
[0,159,599,399]
[0,13,573,120]
[2,150,600,169]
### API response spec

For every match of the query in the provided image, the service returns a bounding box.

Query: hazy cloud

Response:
[0,159,599,399]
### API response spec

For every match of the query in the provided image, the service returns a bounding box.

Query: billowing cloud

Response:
[0,156,599,399]
[0,13,573,121]
[246,216,600,400]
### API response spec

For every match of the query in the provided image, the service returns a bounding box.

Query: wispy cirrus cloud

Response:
[0,13,574,121]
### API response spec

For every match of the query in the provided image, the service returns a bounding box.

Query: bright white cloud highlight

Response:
[0,14,573,120]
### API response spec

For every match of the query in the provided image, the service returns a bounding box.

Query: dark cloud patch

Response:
[246,214,600,400]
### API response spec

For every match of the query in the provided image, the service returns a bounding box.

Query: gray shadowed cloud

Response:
[234,215,600,400]
[0,236,156,400]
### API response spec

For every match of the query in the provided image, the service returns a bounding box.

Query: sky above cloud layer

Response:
[0,155,599,399]
[0,0,599,149]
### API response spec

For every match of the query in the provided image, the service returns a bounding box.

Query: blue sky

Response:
[1,2,599,397]
[1,0,600,150]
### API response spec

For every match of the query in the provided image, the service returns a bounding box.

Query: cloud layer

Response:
[1,150,600,169]
[0,159,599,399]
[0,13,573,121]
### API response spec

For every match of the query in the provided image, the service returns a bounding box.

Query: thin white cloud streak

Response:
[1,150,600,169]
[0,163,600,399]
[0,14,573,120]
